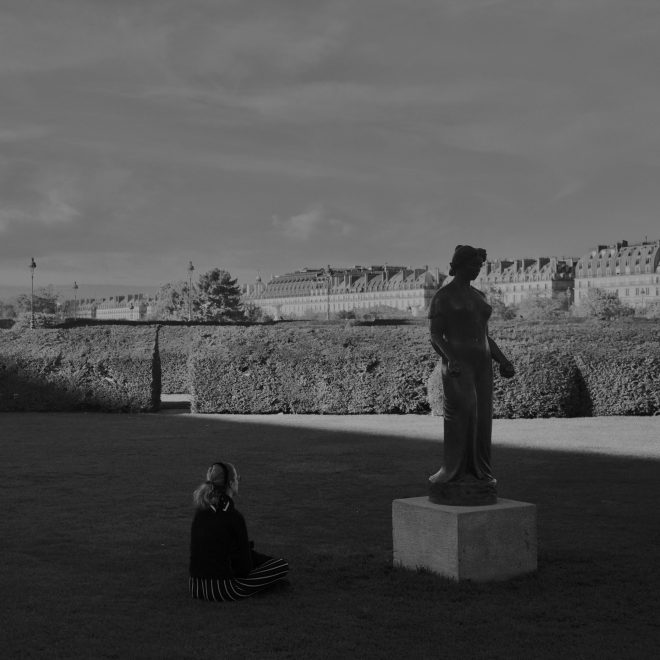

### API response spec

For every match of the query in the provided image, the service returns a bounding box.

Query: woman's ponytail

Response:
[192,462,235,511]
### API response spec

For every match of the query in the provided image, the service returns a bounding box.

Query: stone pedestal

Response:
[392,497,537,581]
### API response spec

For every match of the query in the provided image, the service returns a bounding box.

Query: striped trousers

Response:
[189,557,289,602]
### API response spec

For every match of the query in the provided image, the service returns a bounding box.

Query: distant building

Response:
[64,294,150,320]
[242,265,444,319]
[475,257,577,305]
[573,239,660,309]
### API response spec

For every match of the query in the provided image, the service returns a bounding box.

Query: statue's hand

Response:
[448,360,461,377]
[499,361,515,378]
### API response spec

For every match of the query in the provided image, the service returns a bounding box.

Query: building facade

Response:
[573,240,660,309]
[64,294,151,321]
[474,257,577,305]
[242,265,443,319]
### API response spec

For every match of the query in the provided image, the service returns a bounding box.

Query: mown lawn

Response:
[1,413,658,659]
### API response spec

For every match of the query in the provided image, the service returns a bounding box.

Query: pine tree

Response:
[196,268,244,321]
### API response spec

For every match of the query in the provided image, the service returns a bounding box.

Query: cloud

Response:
[0,167,81,234]
[273,204,353,241]
[0,126,51,143]
[163,5,348,86]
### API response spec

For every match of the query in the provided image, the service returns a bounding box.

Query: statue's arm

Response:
[429,314,461,375]
[487,333,515,378]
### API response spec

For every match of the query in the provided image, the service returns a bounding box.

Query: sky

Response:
[1,0,660,293]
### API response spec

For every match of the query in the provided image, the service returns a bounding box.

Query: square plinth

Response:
[392,497,537,581]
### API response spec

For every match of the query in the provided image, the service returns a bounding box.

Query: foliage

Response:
[186,320,660,416]
[427,348,587,419]
[577,287,635,320]
[11,312,59,330]
[196,268,245,322]
[492,345,587,418]
[151,280,196,321]
[641,302,660,319]
[483,286,517,320]
[243,301,272,322]
[14,285,60,315]
[517,292,569,321]
[574,348,660,415]
[0,327,159,411]
[189,325,436,414]
[0,298,17,318]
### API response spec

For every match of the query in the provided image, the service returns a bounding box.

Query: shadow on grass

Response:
[1,413,658,659]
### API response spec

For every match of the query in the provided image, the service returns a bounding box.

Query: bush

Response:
[426,347,586,419]
[577,288,635,320]
[11,313,59,330]
[188,321,660,417]
[574,347,660,415]
[642,302,660,319]
[0,327,159,412]
[189,325,437,414]
[492,344,586,418]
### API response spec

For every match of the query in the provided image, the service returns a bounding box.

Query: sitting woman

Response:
[189,461,289,602]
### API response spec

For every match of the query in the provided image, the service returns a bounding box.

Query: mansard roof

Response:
[247,265,443,298]
[575,240,660,277]
[480,257,576,283]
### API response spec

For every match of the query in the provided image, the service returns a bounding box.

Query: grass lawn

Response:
[1,412,658,659]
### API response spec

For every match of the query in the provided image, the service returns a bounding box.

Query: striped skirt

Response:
[189,557,289,602]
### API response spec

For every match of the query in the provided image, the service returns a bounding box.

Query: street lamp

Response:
[73,281,79,320]
[323,265,332,321]
[29,257,36,329]
[187,261,195,321]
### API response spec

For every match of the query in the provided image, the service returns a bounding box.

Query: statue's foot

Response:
[428,468,448,485]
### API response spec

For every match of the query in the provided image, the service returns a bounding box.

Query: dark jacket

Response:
[189,499,253,579]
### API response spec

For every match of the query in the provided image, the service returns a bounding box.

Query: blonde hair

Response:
[192,462,237,511]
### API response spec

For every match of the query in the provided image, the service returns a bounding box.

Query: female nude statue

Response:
[428,245,515,505]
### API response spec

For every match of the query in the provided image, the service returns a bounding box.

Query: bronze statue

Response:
[428,245,515,505]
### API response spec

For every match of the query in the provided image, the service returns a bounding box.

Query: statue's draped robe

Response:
[428,288,495,483]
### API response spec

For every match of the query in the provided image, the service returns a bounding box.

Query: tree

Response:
[151,280,196,320]
[483,286,517,321]
[243,302,271,323]
[15,285,60,315]
[578,287,635,320]
[196,268,244,321]
[0,299,17,318]
[517,292,569,321]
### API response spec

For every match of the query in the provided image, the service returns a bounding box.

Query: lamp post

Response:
[324,265,332,321]
[73,281,79,320]
[29,257,36,329]
[187,261,195,321]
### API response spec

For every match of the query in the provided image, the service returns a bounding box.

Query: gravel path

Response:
[187,413,660,459]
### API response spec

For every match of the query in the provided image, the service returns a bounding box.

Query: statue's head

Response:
[449,245,487,277]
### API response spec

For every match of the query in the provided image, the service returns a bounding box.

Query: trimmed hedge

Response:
[492,344,587,418]
[574,346,660,416]
[188,322,660,416]
[426,346,586,418]
[189,326,437,414]
[0,327,158,412]
[1,319,658,416]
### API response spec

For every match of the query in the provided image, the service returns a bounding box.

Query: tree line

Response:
[0,268,265,323]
